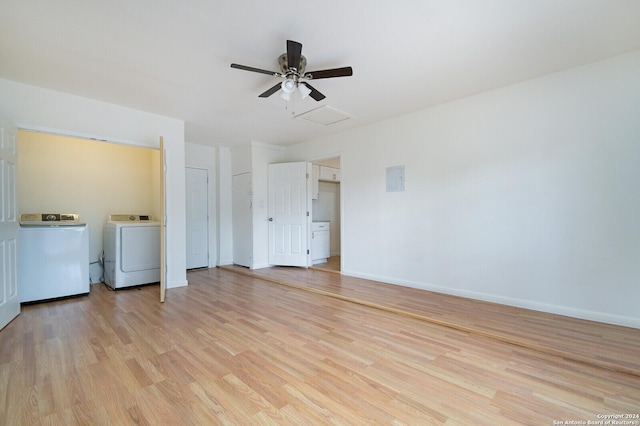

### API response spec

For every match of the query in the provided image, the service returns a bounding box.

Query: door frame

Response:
[308,154,342,273]
[159,137,166,302]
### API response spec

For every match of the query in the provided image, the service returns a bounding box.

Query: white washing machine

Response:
[103,214,160,289]
[18,213,90,303]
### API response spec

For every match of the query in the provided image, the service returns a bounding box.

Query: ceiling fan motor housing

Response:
[279,53,307,76]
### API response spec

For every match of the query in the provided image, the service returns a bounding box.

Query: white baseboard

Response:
[167,279,188,289]
[251,263,273,270]
[342,269,640,329]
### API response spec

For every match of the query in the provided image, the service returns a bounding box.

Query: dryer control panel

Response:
[108,214,154,222]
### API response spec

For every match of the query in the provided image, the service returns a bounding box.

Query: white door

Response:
[232,173,252,267]
[185,167,209,269]
[268,162,311,267]
[0,120,20,330]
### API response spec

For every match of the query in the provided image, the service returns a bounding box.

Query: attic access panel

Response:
[294,106,352,126]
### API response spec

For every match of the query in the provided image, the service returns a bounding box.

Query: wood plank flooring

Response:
[221,264,640,377]
[1,267,638,424]
[310,256,341,273]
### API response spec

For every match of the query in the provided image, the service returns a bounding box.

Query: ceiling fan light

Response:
[298,83,311,99]
[281,79,295,94]
[280,90,291,101]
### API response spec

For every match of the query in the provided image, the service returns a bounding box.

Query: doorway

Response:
[310,156,341,273]
[17,130,162,285]
[185,167,209,269]
[232,172,252,267]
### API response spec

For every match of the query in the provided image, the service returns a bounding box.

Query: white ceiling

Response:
[2,1,640,148]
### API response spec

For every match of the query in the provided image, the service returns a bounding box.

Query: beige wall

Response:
[18,130,160,283]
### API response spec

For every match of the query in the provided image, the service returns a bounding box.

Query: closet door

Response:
[0,120,19,330]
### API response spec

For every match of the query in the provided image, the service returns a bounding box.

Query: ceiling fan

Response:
[230,40,353,101]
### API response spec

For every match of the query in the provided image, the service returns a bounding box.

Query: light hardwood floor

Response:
[311,256,341,273]
[221,264,640,377]
[1,267,639,424]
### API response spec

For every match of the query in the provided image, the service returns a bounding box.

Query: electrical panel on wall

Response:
[386,166,405,192]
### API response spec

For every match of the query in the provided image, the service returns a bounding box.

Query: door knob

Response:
[268,217,273,221]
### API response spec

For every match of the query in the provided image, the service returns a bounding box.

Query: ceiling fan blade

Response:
[287,40,303,72]
[301,82,326,101]
[231,63,279,76]
[306,66,353,79]
[258,83,282,98]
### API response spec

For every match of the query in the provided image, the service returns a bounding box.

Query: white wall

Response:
[286,51,640,328]
[0,79,188,289]
[230,144,252,176]
[185,142,217,267]
[216,146,234,265]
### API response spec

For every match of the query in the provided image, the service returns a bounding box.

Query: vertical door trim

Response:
[159,136,166,302]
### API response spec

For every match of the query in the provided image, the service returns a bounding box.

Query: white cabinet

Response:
[312,164,320,199]
[311,221,330,264]
[319,166,340,182]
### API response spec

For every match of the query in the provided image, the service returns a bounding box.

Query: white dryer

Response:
[103,214,160,289]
